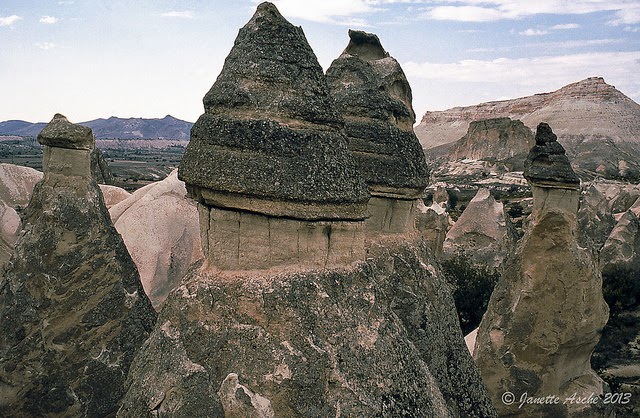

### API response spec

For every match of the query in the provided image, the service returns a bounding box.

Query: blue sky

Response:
[1,0,639,123]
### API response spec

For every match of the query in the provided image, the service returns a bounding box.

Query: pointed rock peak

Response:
[344,30,389,61]
[534,122,557,145]
[38,113,94,150]
[253,1,284,20]
[525,122,579,188]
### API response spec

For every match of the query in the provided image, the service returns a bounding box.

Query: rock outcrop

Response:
[91,147,115,184]
[417,77,640,179]
[577,183,617,250]
[110,169,201,309]
[326,30,429,234]
[474,123,609,416]
[415,199,450,257]
[449,117,534,161]
[119,3,496,417]
[442,188,511,269]
[0,114,156,416]
[178,2,368,271]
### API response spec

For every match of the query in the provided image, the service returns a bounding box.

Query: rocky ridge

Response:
[417,77,640,179]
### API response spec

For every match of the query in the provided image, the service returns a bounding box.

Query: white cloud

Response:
[161,11,194,19]
[519,28,548,36]
[552,23,580,30]
[40,16,59,24]
[258,0,380,25]
[34,42,56,50]
[420,1,640,22]
[624,26,640,32]
[403,51,640,91]
[0,15,22,27]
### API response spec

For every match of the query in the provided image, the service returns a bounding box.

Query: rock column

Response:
[473,123,609,416]
[326,30,429,234]
[178,5,368,271]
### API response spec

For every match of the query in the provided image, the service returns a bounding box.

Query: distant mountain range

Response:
[0,115,193,140]
[416,77,640,180]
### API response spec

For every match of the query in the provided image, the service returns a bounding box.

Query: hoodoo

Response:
[119,3,495,417]
[0,114,156,416]
[178,3,368,271]
[326,30,429,233]
[474,123,609,416]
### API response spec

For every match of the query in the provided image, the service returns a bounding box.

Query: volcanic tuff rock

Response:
[110,169,201,309]
[0,115,156,416]
[442,188,511,270]
[118,240,496,417]
[179,2,368,221]
[417,77,640,179]
[449,117,534,161]
[179,2,368,271]
[325,30,428,234]
[474,123,609,417]
[415,199,450,257]
[524,122,580,188]
[325,30,429,199]
[577,183,617,251]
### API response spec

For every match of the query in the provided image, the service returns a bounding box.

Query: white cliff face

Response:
[473,123,609,417]
[110,169,202,309]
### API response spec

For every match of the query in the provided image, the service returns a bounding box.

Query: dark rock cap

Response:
[179,2,369,220]
[325,30,429,199]
[524,122,580,188]
[37,113,94,150]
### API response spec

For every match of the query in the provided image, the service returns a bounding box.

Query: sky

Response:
[1,0,639,124]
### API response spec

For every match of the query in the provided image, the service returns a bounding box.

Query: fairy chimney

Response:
[473,123,609,417]
[326,30,429,234]
[178,2,369,271]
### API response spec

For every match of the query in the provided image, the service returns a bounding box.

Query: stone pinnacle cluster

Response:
[326,30,429,233]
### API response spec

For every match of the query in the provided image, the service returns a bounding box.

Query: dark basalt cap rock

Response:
[37,113,94,150]
[179,2,369,220]
[325,30,429,199]
[524,122,580,188]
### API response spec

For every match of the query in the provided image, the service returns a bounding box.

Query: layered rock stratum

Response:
[326,30,428,234]
[417,77,640,179]
[474,123,609,416]
[0,114,156,416]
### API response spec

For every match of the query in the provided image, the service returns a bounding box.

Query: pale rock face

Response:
[577,183,616,250]
[442,188,510,269]
[601,209,640,277]
[415,199,450,257]
[110,170,201,309]
[99,184,131,208]
[0,163,43,208]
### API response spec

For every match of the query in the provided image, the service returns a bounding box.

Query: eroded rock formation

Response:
[442,188,511,270]
[449,117,535,161]
[119,3,495,417]
[474,123,609,416]
[178,3,368,271]
[110,169,201,309]
[326,30,428,234]
[0,114,156,416]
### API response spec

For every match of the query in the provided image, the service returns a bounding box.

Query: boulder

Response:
[474,123,609,416]
[110,170,201,309]
[442,188,510,270]
[0,114,156,416]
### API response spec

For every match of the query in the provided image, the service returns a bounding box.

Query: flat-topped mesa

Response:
[178,2,368,271]
[326,30,429,234]
[37,113,94,178]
